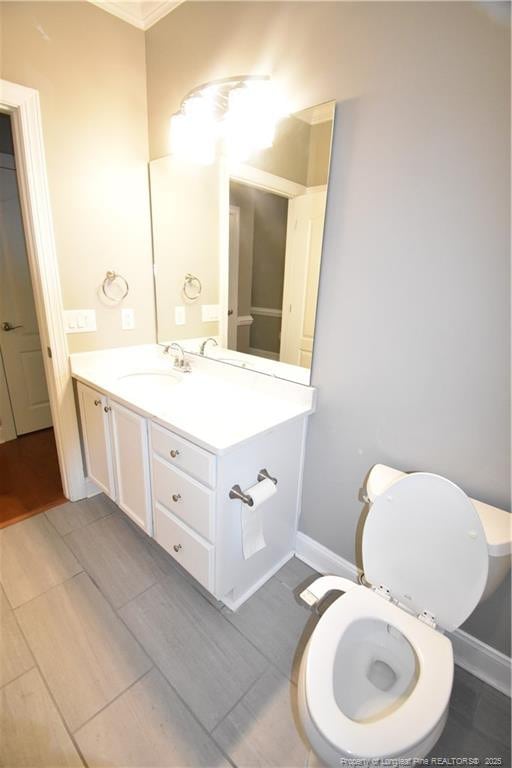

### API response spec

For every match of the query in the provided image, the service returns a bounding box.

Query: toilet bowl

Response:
[298,466,511,766]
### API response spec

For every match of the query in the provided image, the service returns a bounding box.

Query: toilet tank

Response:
[471,498,511,601]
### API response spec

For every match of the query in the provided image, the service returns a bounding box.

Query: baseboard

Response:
[295,531,361,581]
[450,627,511,697]
[222,551,294,612]
[295,531,511,697]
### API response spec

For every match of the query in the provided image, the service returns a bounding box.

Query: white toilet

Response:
[298,465,511,766]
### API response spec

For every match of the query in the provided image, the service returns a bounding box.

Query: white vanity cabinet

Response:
[77,383,115,498]
[149,416,305,608]
[77,382,152,534]
[72,346,315,611]
[150,421,216,591]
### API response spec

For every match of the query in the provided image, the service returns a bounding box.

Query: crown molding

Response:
[88,1,184,31]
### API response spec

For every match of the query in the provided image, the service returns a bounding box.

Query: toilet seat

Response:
[303,585,454,759]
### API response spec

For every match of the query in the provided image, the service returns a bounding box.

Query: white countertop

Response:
[70,345,316,455]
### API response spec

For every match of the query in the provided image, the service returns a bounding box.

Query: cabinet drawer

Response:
[154,503,213,591]
[150,422,216,488]
[152,455,214,542]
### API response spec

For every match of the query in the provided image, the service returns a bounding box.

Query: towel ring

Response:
[183,273,202,301]
[102,271,129,302]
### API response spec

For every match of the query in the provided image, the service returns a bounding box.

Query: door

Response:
[227,206,240,349]
[110,399,152,534]
[280,189,327,367]
[77,383,115,499]
[0,160,51,435]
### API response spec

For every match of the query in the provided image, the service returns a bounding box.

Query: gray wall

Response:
[146,1,511,655]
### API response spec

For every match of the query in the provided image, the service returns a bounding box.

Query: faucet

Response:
[199,337,218,356]
[164,342,191,372]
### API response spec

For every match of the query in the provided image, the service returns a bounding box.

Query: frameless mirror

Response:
[150,100,335,385]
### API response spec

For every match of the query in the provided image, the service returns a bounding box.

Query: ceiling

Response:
[87,1,184,30]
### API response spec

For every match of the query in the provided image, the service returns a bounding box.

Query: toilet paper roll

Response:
[241,478,277,559]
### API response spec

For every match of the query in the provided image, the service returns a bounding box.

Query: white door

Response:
[110,399,152,534]
[280,189,327,367]
[227,206,240,349]
[77,383,116,499]
[0,163,51,434]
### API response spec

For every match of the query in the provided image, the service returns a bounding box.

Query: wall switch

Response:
[63,309,96,334]
[175,306,186,326]
[121,308,135,330]
[201,304,220,322]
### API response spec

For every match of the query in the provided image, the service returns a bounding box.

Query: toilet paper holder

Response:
[229,468,277,506]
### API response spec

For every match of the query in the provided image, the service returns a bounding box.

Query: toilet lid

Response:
[362,472,488,631]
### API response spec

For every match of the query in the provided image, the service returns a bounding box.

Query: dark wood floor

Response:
[0,427,66,528]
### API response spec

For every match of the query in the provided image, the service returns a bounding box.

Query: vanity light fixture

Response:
[169,75,286,164]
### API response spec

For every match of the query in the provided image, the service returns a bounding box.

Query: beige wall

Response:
[146,2,511,655]
[1,1,154,353]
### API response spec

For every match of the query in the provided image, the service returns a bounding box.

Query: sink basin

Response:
[116,370,183,396]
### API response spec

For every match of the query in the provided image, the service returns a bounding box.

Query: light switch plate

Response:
[175,306,186,326]
[201,304,220,322]
[63,309,96,334]
[121,308,135,330]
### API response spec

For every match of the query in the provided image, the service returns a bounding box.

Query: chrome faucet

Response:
[164,342,191,372]
[199,337,218,356]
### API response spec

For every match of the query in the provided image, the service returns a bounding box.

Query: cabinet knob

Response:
[173,544,182,553]
[94,399,101,406]
[172,493,182,503]
[170,449,180,459]
[104,405,111,413]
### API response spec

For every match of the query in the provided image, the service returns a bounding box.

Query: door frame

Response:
[227,205,240,349]
[0,79,86,500]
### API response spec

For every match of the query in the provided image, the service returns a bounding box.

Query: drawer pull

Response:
[170,449,180,459]
[173,544,182,553]
[94,399,101,406]
[172,493,182,503]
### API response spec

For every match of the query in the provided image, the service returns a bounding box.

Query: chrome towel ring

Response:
[183,273,202,301]
[102,271,129,302]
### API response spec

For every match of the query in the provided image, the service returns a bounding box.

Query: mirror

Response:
[150,100,335,385]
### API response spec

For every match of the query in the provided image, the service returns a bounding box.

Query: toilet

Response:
[297,465,511,766]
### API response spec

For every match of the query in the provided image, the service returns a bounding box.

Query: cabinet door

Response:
[77,382,115,499]
[110,400,152,534]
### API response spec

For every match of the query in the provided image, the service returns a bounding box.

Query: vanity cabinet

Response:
[77,382,152,534]
[75,373,309,610]
[77,383,115,499]
[110,400,152,534]
[150,422,216,590]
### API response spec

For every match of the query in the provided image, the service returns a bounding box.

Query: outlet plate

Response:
[121,308,135,330]
[175,306,186,326]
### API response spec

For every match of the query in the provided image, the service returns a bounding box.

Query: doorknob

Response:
[2,322,23,332]
[227,309,234,316]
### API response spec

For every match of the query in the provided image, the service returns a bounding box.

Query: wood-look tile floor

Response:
[0,495,510,767]
[0,428,66,528]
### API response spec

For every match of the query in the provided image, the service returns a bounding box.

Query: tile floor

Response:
[0,494,510,767]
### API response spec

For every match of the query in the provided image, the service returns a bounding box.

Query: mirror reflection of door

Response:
[0,113,52,440]
[280,188,327,367]
[226,101,333,375]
